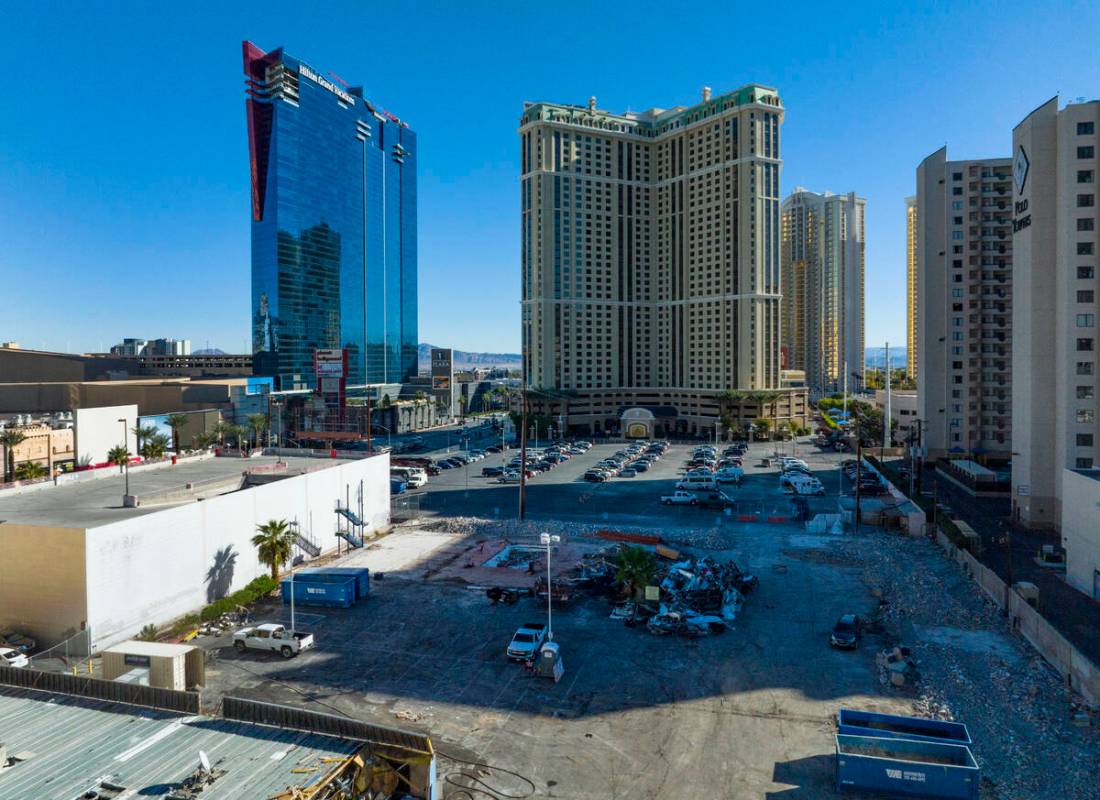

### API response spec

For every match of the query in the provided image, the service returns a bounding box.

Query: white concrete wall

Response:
[74,405,138,467]
[83,453,390,649]
[1062,468,1100,599]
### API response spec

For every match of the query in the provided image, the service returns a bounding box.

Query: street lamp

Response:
[117,418,130,503]
[540,532,561,640]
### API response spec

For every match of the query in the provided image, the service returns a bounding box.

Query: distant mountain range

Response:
[417,344,521,371]
[865,346,908,369]
[193,348,227,355]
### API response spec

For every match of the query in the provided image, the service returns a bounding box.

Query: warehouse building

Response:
[0,451,390,651]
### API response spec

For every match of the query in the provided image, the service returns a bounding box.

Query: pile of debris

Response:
[612,555,757,638]
[877,645,920,689]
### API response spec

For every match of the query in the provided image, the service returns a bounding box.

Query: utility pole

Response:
[884,342,892,453]
[518,386,529,520]
[843,361,848,430]
[854,440,863,532]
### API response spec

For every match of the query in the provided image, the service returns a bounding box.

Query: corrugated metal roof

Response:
[0,686,361,799]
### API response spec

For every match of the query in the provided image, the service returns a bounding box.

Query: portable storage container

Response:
[835,734,980,799]
[280,575,356,608]
[838,708,972,746]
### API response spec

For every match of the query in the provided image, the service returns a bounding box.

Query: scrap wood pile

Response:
[612,554,758,638]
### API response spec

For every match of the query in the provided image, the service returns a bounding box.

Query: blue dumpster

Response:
[838,708,972,746]
[295,568,370,601]
[280,575,356,608]
[836,734,980,799]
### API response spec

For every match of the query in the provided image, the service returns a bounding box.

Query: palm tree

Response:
[165,413,188,453]
[252,519,295,583]
[191,430,217,450]
[1,429,27,483]
[107,445,131,472]
[616,545,657,600]
[141,433,170,459]
[458,393,468,421]
[132,424,158,455]
[213,420,233,448]
[246,413,269,449]
[14,461,47,481]
[414,390,426,427]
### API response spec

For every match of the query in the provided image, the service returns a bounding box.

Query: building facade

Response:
[916,149,1013,458]
[906,196,919,381]
[519,87,806,437]
[243,42,417,391]
[110,338,191,357]
[1011,97,1100,529]
[780,188,866,395]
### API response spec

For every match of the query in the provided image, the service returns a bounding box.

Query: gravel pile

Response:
[841,532,1100,799]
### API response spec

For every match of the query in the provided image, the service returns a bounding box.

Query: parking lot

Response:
[411,439,849,527]
[199,513,907,799]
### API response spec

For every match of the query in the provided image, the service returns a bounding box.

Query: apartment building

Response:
[1012,97,1100,529]
[906,196,919,381]
[916,149,1013,458]
[780,188,866,395]
[518,87,807,438]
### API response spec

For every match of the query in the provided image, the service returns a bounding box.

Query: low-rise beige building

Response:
[1060,468,1100,600]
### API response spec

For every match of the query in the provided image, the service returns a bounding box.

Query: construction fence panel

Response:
[0,665,200,714]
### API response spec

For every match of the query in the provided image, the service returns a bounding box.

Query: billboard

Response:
[314,349,348,411]
[430,348,454,415]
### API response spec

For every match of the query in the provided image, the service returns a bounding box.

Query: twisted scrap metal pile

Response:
[613,555,758,638]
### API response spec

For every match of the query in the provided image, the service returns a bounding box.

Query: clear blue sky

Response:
[2,1,1098,355]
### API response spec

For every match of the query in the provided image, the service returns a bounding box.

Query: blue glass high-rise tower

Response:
[243,41,417,390]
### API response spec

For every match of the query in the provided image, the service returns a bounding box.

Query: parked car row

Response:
[497,440,593,483]
[842,460,888,496]
[677,444,745,491]
[585,440,667,482]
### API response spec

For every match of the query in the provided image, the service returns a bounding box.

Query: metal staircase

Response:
[294,532,321,558]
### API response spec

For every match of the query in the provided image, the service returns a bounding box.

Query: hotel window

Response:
[1078,338,1094,351]
[1077,361,1094,375]
[1079,266,1095,279]
[1079,170,1095,184]
[1078,434,1094,447]
[1080,146,1096,159]
[1080,243,1096,256]
[1076,457,1094,469]
[1078,290,1095,303]
[1078,313,1096,327]
[1078,194,1095,208]
[1078,122,1096,135]
[1078,409,1095,423]
[1080,219,1096,231]
[1078,386,1095,400]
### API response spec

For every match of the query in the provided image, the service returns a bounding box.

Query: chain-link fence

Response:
[27,628,94,675]
[391,492,423,523]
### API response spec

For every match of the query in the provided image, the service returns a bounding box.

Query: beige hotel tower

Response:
[519,86,807,438]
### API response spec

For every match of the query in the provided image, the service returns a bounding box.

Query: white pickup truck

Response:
[660,490,698,506]
[233,623,314,658]
[506,622,548,661]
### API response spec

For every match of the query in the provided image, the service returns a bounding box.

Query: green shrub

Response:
[198,574,280,621]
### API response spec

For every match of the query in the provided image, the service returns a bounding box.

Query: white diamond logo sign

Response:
[1014,146,1030,194]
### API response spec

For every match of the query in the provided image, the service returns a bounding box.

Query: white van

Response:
[676,474,718,491]
[391,467,427,488]
[785,475,825,496]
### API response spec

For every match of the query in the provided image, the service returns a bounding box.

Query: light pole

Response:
[118,418,130,503]
[540,532,561,640]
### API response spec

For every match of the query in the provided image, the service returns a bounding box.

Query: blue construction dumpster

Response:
[838,708,972,746]
[836,734,980,799]
[295,568,370,601]
[280,574,357,608]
